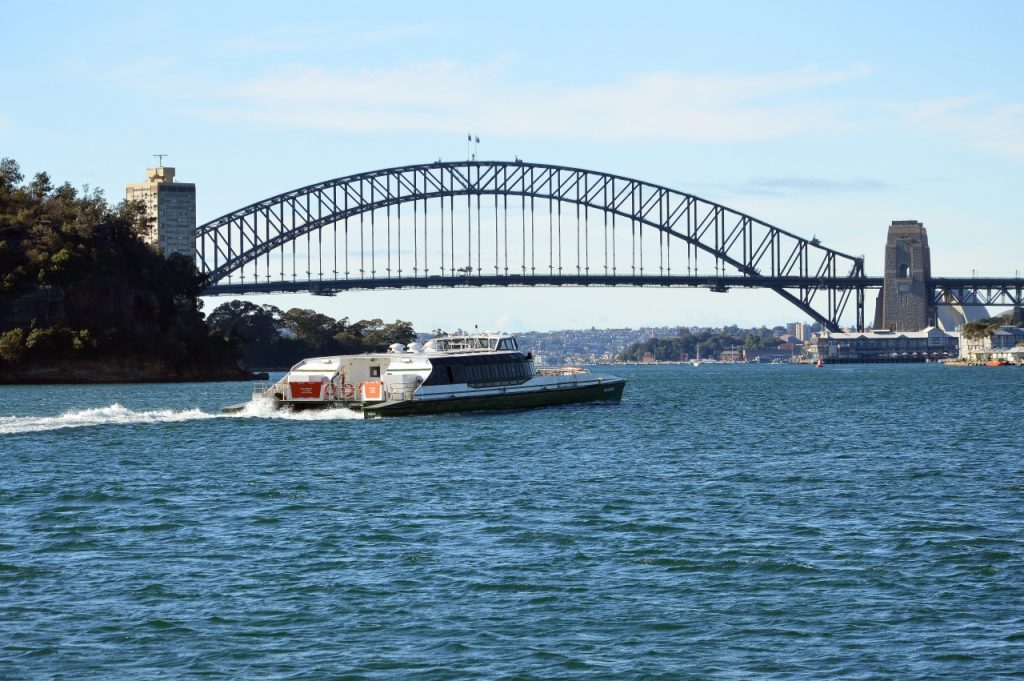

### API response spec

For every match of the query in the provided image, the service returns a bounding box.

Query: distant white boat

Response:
[691,347,701,367]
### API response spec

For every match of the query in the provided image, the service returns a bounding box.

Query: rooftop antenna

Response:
[154,154,168,168]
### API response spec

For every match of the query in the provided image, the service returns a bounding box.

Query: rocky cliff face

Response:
[1,285,68,328]
[0,279,249,383]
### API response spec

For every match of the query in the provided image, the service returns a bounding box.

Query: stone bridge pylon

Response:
[875,220,933,331]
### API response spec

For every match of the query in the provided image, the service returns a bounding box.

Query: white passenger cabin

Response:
[266,333,521,405]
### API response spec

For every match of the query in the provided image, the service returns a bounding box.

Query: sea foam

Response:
[0,398,361,435]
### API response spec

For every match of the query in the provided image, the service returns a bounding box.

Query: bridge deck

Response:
[204,274,886,296]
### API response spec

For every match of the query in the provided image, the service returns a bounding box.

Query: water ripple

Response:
[1,365,1023,678]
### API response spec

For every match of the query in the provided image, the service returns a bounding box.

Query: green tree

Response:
[0,158,24,195]
[0,328,26,364]
[282,308,340,352]
[963,316,1008,340]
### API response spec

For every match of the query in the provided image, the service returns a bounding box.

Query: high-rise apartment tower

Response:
[126,165,196,260]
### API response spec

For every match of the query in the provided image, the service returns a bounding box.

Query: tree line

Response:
[205,300,416,368]
[961,314,1021,341]
[617,327,786,362]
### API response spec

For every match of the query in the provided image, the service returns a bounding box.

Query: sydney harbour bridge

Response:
[196,160,1023,332]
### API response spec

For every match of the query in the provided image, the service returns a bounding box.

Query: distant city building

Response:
[815,327,958,363]
[126,165,196,259]
[719,350,743,363]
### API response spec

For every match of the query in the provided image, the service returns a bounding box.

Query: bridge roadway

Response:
[206,276,1024,299]
[205,273,1024,325]
[204,274,886,296]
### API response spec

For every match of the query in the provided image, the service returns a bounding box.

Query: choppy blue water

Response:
[1,364,1023,679]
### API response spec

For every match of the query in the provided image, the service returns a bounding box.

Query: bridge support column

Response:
[857,287,865,332]
[874,220,934,331]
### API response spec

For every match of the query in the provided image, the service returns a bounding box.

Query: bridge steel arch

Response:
[197,161,868,330]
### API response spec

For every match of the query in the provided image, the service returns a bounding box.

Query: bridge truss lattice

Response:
[197,161,869,331]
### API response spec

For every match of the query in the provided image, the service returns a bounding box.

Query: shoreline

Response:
[0,359,265,385]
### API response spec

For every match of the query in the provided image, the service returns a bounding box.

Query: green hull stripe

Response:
[364,380,625,417]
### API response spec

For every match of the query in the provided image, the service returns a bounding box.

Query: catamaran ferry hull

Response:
[363,377,625,418]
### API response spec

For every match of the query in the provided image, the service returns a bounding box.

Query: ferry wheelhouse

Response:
[234,332,625,418]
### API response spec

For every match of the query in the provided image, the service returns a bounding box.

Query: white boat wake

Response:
[0,399,361,435]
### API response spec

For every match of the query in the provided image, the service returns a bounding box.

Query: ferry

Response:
[227,332,626,418]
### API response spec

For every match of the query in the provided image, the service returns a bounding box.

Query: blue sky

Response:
[3,1,1022,330]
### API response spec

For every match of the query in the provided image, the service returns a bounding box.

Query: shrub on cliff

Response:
[0,328,25,364]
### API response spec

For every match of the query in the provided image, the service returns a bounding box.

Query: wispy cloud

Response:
[904,96,1024,160]
[76,57,195,95]
[221,30,316,55]
[220,24,432,55]
[738,175,895,196]
[187,61,871,143]
[97,54,1024,161]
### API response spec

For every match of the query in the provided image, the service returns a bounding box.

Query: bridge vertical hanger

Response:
[466,166,473,275]
[446,169,453,276]
[370,178,376,277]
[476,163,482,275]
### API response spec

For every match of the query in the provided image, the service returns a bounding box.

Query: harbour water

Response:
[2,364,1022,678]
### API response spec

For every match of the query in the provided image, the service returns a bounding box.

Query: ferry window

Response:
[370,366,381,378]
[490,339,498,349]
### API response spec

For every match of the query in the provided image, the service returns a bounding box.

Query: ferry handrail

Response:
[535,366,589,377]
